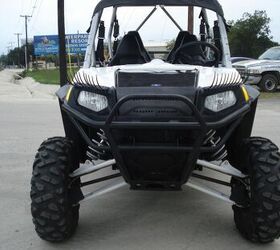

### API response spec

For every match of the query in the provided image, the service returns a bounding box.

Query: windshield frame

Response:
[84,5,231,68]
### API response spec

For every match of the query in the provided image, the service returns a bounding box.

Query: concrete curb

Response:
[0,69,58,101]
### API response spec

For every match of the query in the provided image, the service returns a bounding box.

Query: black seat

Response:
[109,31,151,66]
[167,31,205,65]
[167,31,193,62]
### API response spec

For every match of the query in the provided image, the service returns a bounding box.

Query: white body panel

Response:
[76,59,242,88]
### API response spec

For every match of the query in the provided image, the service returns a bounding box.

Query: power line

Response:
[30,0,43,33]
[31,0,39,17]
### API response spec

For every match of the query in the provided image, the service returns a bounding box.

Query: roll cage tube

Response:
[84,12,102,68]
[84,5,231,68]
[108,7,117,59]
[108,6,184,58]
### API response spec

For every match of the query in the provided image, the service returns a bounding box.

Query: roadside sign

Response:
[34,34,89,56]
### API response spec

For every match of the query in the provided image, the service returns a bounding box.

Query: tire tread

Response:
[233,137,280,243]
[31,137,79,242]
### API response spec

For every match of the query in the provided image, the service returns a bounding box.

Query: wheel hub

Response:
[264,79,276,91]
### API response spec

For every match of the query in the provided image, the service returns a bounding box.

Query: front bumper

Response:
[62,93,251,188]
[245,75,262,85]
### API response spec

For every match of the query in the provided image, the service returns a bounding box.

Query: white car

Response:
[233,46,280,92]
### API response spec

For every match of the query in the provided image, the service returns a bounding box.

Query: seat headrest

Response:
[109,31,150,66]
[116,33,142,57]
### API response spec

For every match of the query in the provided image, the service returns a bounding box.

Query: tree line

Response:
[228,10,278,58]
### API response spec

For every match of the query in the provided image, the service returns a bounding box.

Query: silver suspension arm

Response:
[71,158,246,179]
[196,159,247,178]
[186,179,234,204]
[81,181,127,203]
[70,159,116,178]
[72,158,246,205]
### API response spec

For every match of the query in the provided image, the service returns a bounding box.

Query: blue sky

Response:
[0,0,279,55]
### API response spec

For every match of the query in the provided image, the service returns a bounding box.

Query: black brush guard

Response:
[63,94,250,189]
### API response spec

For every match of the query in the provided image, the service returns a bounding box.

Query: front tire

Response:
[232,137,280,243]
[259,74,278,92]
[31,137,81,242]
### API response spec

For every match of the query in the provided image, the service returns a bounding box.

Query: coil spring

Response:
[86,130,109,161]
[203,130,228,161]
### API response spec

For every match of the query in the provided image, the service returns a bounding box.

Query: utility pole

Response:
[58,0,67,86]
[188,6,194,34]
[20,15,32,70]
[14,33,22,67]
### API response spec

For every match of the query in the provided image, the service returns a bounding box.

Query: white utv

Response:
[31,0,280,244]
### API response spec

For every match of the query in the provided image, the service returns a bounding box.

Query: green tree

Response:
[228,10,278,58]
[0,44,34,67]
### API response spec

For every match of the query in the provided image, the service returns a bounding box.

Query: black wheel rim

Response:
[264,79,276,91]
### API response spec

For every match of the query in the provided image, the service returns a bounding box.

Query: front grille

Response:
[116,70,197,87]
[118,99,192,118]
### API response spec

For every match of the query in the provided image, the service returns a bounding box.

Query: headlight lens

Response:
[205,91,236,112]
[248,68,261,74]
[78,91,108,112]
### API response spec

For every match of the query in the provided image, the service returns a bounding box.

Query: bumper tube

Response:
[62,94,250,185]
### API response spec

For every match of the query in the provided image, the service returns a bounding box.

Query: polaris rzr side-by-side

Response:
[31,0,280,243]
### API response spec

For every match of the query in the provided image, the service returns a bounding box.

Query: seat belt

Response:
[112,19,120,56]
[213,20,223,60]
[96,21,105,63]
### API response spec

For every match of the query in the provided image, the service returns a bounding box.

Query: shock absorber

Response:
[86,129,110,161]
[203,130,228,161]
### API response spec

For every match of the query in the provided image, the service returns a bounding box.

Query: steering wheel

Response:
[173,41,221,67]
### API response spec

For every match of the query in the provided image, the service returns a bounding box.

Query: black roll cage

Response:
[97,5,213,61]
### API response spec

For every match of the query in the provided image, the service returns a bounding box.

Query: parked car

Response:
[233,46,280,92]
[231,57,252,64]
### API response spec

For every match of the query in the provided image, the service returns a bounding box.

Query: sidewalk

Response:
[0,69,58,101]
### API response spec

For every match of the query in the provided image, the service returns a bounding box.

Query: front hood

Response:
[74,60,242,88]
[233,59,279,68]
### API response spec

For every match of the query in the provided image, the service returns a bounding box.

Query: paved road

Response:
[0,70,280,250]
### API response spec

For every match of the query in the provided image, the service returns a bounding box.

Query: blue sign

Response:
[34,34,89,56]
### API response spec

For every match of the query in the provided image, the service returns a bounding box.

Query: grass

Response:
[25,68,79,85]
[259,91,280,99]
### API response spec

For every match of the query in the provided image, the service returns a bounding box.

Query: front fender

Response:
[56,84,72,102]
[245,84,260,101]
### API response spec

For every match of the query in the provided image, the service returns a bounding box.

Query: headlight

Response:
[77,91,108,112]
[205,91,236,112]
[248,68,261,74]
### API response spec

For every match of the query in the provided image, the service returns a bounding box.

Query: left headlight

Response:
[78,91,108,112]
[205,91,236,112]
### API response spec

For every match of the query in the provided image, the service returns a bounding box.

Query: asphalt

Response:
[0,69,280,250]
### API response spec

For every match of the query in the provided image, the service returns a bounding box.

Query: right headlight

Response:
[77,91,108,112]
[205,91,237,112]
